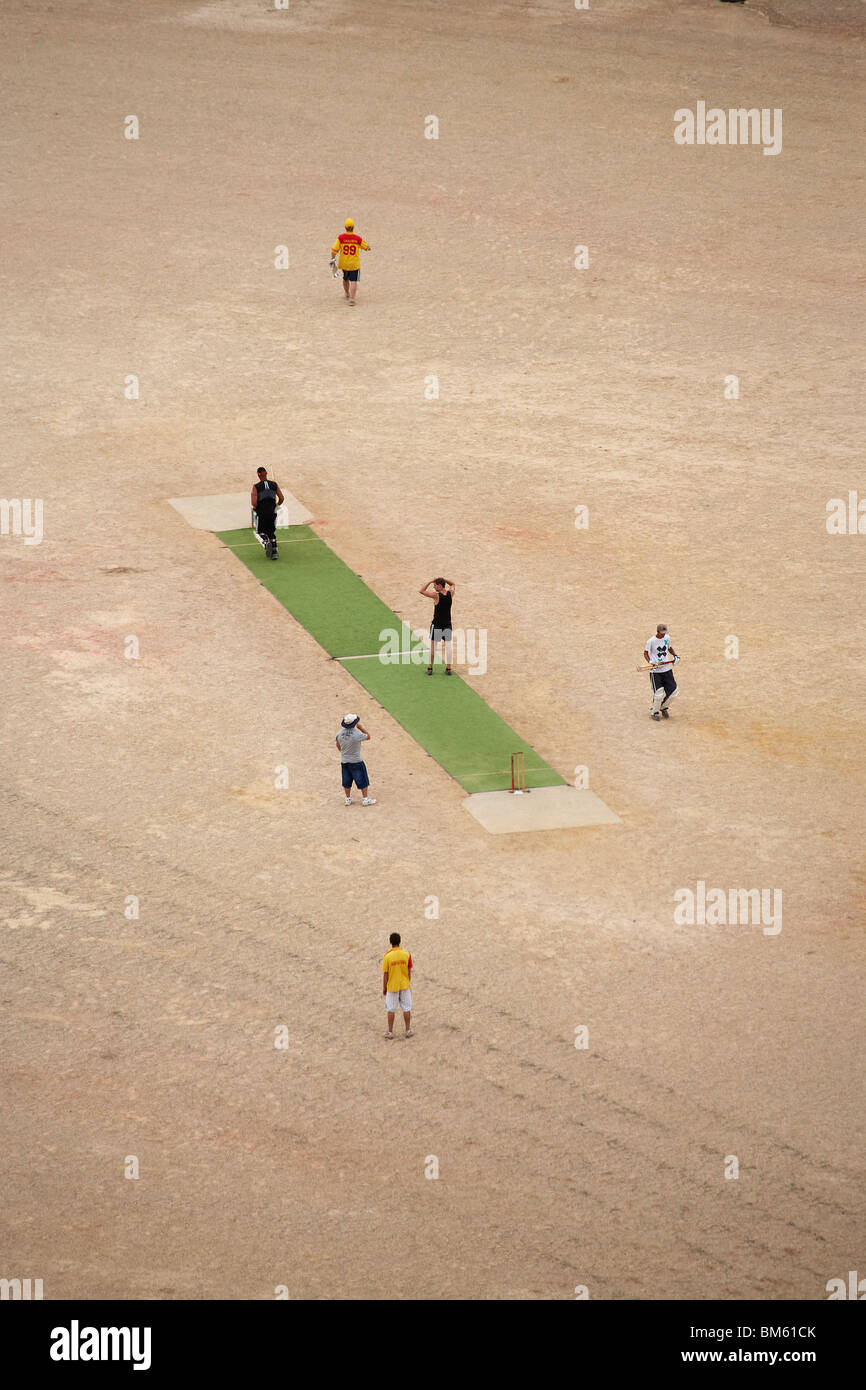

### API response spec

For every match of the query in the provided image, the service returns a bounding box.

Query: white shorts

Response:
[385,989,412,1012]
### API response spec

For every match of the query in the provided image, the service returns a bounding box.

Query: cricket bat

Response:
[635,657,682,673]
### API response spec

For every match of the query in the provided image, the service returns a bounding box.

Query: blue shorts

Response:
[341,760,369,790]
[342,269,360,281]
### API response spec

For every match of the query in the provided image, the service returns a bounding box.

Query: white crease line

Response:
[224,537,322,548]
[335,652,420,661]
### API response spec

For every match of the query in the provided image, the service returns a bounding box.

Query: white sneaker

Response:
[362,796,377,805]
[345,797,353,805]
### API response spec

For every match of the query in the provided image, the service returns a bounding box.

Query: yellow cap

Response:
[345,218,354,229]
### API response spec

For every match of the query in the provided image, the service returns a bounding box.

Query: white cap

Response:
[341,713,360,728]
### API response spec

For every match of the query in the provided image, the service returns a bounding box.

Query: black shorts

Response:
[650,669,677,696]
[342,269,360,282]
[430,622,453,643]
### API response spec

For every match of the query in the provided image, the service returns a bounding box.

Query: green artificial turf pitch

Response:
[218,526,567,794]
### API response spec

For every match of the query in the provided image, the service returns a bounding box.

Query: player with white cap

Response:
[335,713,376,805]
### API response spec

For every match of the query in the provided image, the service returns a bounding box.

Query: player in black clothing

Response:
[419,576,456,675]
[250,468,284,559]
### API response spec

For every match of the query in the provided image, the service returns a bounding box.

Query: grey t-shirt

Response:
[337,728,368,763]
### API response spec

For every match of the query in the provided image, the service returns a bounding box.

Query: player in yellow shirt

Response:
[381,931,413,1039]
[330,217,371,305]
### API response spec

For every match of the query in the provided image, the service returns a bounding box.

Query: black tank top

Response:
[254,480,278,511]
[432,590,453,629]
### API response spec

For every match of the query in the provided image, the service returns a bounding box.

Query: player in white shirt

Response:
[644,623,680,721]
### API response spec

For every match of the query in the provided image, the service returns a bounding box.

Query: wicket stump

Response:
[510,751,528,794]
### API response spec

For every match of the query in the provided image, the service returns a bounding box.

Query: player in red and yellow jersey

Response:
[381,931,413,1039]
[329,218,371,305]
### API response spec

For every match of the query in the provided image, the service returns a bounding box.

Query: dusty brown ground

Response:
[2,0,864,1299]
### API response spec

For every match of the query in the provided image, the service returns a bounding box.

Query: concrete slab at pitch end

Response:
[463,786,620,835]
[167,493,313,531]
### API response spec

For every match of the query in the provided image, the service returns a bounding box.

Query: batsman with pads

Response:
[643,623,680,721]
[251,467,284,560]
